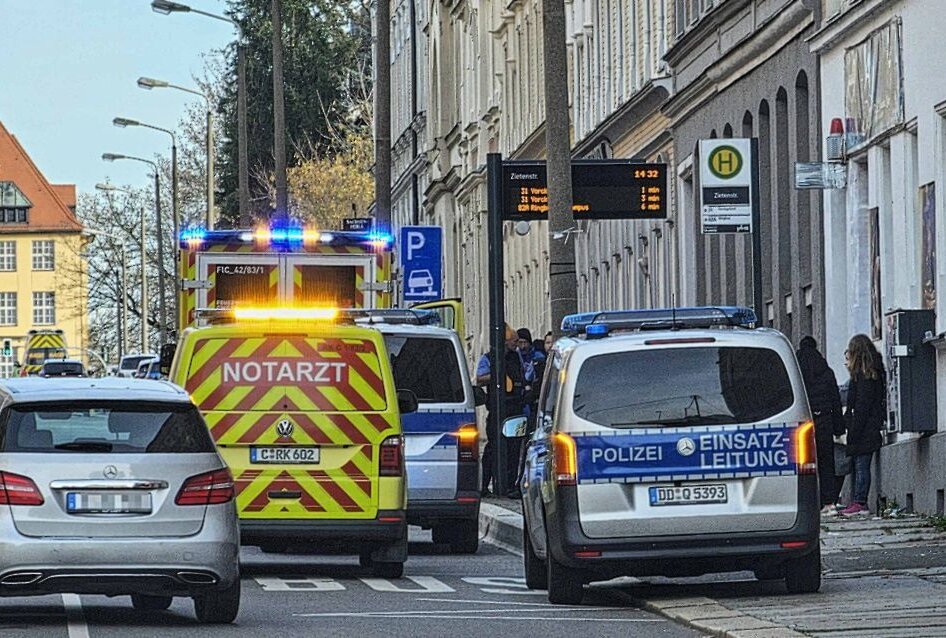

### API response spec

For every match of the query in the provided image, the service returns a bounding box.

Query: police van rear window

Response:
[572,346,794,428]
[384,336,465,404]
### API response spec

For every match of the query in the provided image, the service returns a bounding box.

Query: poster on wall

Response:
[920,182,936,310]
[869,207,882,340]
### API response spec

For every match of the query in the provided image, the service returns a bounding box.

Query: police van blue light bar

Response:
[561,306,758,335]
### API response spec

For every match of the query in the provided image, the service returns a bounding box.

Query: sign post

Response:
[486,153,508,496]
[399,226,443,304]
[698,138,763,319]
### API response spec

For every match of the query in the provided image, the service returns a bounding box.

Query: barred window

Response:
[32,240,54,271]
[32,292,54,325]
[0,292,16,326]
[0,242,15,271]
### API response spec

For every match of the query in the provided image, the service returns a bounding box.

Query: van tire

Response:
[546,543,583,605]
[359,552,373,569]
[523,525,547,590]
[784,547,822,594]
[131,594,173,611]
[371,560,404,579]
[193,579,241,624]
[449,520,480,554]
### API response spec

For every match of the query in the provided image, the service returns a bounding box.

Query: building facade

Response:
[0,121,88,375]
[812,0,946,514]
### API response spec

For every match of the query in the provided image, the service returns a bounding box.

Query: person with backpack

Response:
[839,334,887,517]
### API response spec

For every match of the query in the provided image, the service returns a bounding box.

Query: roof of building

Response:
[0,120,83,234]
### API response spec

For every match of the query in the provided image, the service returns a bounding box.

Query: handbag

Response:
[833,434,851,475]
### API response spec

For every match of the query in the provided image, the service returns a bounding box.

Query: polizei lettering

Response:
[591,445,663,464]
[697,431,789,469]
[221,361,347,384]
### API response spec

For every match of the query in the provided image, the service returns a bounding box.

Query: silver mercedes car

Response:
[0,378,240,623]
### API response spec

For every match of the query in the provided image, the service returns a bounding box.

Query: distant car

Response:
[116,354,158,378]
[38,359,85,378]
[135,358,159,379]
[0,377,241,622]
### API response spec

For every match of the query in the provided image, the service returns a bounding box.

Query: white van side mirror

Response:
[502,415,528,438]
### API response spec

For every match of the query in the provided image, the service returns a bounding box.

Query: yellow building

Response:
[0,121,88,376]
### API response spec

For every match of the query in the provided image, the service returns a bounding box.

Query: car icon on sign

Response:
[407,269,435,296]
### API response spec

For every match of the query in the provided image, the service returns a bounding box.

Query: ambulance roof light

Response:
[561,306,758,335]
[180,226,207,245]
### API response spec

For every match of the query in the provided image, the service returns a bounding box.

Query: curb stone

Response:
[478,501,808,638]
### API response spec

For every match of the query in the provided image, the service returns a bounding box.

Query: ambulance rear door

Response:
[285,253,378,309]
[196,254,280,309]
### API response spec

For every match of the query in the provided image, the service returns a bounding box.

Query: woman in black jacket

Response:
[840,334,886,517]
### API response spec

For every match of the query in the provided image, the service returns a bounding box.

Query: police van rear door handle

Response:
[269,491,302,499]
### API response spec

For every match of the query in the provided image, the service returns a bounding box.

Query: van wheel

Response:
[371,560,404,579]
[784,547,822,594]
[546,543,583,605]
[193,579,241,624]
[359,552,373,569]
[523,525,547,590]
[131,594,172,611]
[449,520,480,554]
[431,525,451,545]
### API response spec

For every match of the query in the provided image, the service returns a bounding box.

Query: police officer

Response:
[476,324,526,497]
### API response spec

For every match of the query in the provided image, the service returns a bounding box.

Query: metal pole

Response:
[154,172,168,346]
[141,209,149,353]
[751,138,764,321]
[543,0,578,336]
[373,0,392,231]
[486,153,507,496]
[206,106,215,228]
[115,269,123,360]
[272,0,288,222]
[237,44,250,227]
[171,141,179,329]
[121,247,129,358]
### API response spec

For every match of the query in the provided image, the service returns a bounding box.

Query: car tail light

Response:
[457,424,479,462]
[552,433,578,486]
[175,469,234,506]
[0,472,44,506]
[380,435,404,477]
[795,420,817,475]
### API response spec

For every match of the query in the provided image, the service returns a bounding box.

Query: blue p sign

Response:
[399,226,443,303]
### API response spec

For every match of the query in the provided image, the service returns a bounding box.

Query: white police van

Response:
[506,307,820,604]
[358,310,484,553]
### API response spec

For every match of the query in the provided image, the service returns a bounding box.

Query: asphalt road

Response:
[0,530,699,638]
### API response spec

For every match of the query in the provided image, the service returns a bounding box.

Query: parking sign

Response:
[399,226,443,303]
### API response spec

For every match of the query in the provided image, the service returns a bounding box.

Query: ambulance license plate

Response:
[250,447,320,464]
[66,492,152,514]
[649,484,728,506]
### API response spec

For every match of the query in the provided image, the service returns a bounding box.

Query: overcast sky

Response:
[0,0,232,197]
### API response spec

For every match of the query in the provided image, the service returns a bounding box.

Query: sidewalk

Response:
[479,498,946,637]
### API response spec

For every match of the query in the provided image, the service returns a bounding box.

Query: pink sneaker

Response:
[840,502,868,517]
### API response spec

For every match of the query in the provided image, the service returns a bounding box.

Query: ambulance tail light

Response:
[552,433,578,486]
[380,435,405,477]
[175,468,235,506]
[795,420,817,475]
[457,424,479,462]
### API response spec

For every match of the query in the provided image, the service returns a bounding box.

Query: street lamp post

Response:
[101,153,167,348]
[152,0,248,225]
[138,77,214,230]
[93,184,141,354]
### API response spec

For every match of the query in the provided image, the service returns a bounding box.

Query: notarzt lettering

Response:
[221,360,347,384]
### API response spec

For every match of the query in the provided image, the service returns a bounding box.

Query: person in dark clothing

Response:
[796,336,846,513]
[838,334,886,517]
[476,324,527,497]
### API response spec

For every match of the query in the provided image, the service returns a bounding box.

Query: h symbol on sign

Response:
[718,151,735,173]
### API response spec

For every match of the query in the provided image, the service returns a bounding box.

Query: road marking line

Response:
[62,594,90,638]
[414,597,565,607]
[295,613,663,622]
[294,607,617,617]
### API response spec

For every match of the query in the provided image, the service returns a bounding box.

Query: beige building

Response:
[0,121,88,375]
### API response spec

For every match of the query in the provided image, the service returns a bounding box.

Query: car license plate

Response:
[250,446,320,464]
[66,492,152,514]
[648,484,728,506]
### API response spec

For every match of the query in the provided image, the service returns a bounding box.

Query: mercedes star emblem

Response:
[103,465,119,479]
[676,437,696,457]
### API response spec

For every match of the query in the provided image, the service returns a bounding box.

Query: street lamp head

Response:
[137,77,169,90]
[113,117,140,128]
[151,0,191,15]
[95,183,117,191]
[102,153,125,162]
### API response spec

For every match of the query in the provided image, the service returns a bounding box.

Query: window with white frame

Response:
[0,359,14,378]
[0,292,16,326]
[32,292,54,325]
[0,241,15,271]
[31,240,54,271]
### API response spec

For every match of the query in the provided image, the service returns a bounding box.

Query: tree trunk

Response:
[373,0,391,230]
[272,0,288,223]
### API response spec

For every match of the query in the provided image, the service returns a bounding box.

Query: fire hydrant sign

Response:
[700,139,753,234]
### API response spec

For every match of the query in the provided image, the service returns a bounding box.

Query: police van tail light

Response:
[175,469,235,506]
[795,421,817,475]
[457,424,479,462]
[0,472,44,506]
[380,435,405,477]
[552,433,578,486]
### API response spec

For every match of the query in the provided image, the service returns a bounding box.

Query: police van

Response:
[168,307,415,578]
[506,307,820,604]
[361,311,483,553]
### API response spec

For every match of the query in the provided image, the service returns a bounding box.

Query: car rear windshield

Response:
[120,356,151,371]
[572,346,795,428]
[41,363,83,376]
[0,401,216,453]
[384,336,465,404]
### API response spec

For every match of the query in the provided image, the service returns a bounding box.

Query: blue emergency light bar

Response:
[178,224,393,249]
[561,306,758,335]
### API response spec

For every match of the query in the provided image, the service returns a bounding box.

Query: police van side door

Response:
[524,352,561,557]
